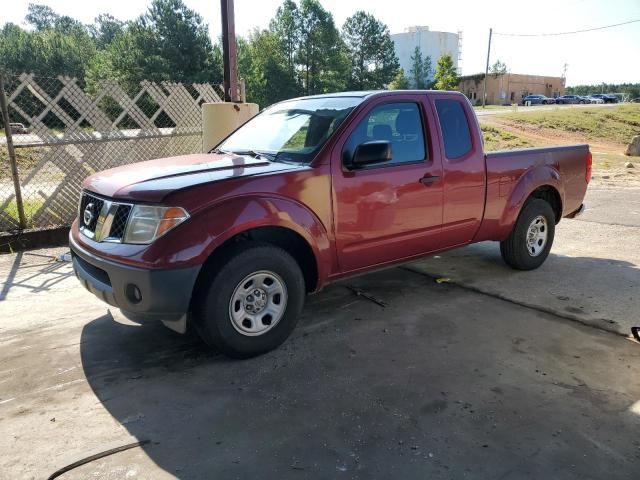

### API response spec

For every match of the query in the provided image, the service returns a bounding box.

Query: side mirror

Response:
[350,141,392,169]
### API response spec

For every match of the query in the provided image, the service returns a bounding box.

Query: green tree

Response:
[0,15,95,78]
[269,0,300,76]
[238,29,300,107]
[342,11,399,90]
[86,0,220,88]
[142,0,217,82]
[25,3,59,30]
[388,68,409,89]
[490,59,507,77]
[297,0,348,95]
[566,82,640,98]
[89,14,125,47]
[409,46,432,89]
[433,54,458,90]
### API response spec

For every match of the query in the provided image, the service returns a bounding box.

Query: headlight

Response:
[123,205,189,244]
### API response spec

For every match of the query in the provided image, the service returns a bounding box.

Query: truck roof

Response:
[283,89,462,102]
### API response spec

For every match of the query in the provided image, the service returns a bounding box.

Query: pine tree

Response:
[342,11,399,90]
[433,54,458,90]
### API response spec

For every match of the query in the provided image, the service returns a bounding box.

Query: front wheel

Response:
[500,199,556,270]
[193,242,305,358]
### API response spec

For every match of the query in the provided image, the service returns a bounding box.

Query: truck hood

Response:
[83,153,303,202]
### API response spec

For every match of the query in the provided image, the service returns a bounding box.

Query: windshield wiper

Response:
[230,150,277,162]
[212,147,233,155]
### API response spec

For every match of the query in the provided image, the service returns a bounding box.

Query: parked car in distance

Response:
[581,96,604,104]
[591,94,618,104]
[8,122,30,134]
[555,95,585,104]
[70,90,591,358]
[522,95,554,105]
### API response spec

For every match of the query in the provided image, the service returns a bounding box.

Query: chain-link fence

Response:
[0,72,226,233]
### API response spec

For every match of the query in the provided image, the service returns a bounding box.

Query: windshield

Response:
[218,96,363,164]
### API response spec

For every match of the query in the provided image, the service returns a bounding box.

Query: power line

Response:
[494,18,640,37]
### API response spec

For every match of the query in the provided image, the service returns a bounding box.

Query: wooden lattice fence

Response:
[0,72,225,232]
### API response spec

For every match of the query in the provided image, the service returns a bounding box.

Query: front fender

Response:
[167,195,334,287]
[499,165,564,238]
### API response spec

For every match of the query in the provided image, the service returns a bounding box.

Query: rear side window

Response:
[435,99,472,159]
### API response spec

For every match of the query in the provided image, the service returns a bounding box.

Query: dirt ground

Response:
[1,187,639,479]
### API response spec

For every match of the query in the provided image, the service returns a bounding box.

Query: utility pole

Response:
[482,27,492,109]
[220,0,240,102]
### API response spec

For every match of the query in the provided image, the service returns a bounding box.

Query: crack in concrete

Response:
[399,265,627,338]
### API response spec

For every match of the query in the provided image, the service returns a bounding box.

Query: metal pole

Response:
[482,28,492,109]
[221,0,240,103]
[0,73,27,229]
[239,78,246,103]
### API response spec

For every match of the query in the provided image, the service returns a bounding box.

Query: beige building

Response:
[458,73,566,105]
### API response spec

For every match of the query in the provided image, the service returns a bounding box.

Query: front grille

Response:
[79,192,104,233]
[78,191,132,243]
[109,204,132,240]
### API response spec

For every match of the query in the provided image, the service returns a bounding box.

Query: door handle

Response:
[419,175,440,186]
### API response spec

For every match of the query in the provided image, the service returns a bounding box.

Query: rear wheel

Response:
[193,242,305,358]
[500,199,556,270]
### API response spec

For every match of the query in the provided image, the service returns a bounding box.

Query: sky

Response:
[4,0,640,86]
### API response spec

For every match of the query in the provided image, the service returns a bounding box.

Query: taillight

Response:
[585,150,592,183]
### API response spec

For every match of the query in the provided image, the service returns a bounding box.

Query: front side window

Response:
[435,99,473,159]
[219,96,362,164]
[343,102,427,167]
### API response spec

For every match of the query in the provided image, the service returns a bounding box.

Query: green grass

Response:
[590,152,633,169]
[0,146,42,179]
[481,124,534,151]
[498,104,640,144]
[3,197,45,226]
[473,104,513,110]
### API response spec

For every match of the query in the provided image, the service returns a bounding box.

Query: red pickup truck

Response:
[70,90,590,357]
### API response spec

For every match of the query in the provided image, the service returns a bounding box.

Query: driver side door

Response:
[332,95,444,273]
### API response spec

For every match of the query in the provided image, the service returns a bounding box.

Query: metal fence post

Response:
[0,73,27,230]
[239,78,246,103]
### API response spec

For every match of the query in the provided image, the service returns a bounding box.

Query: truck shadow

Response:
[409,242,640,335]
[79,265,640,478]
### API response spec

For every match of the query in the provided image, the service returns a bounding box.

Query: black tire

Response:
[193,242,305,358]
[542,100,548,105]
[500,198,556,270]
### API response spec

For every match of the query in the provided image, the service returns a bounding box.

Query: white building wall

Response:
[391,26,459,86]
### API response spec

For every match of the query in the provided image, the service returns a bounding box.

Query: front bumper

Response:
[69,234,201,323]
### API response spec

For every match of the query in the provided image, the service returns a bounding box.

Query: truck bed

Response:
[477,144,590,241]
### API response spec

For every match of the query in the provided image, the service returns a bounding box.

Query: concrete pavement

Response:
[409,186,640,336]
[1,186,639,479]
[0,260,639,479]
